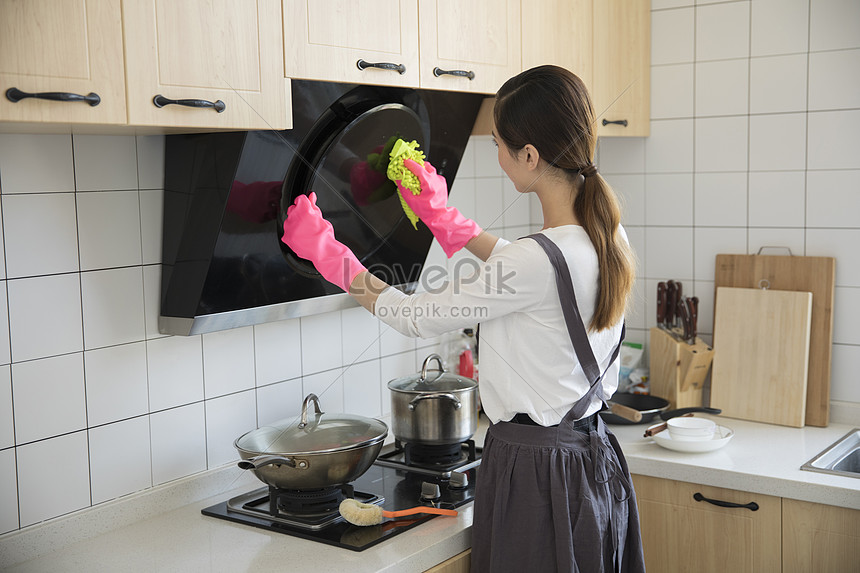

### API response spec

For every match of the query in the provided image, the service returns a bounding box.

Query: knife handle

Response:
[688,297,698,340]
[677,297,692,342]
[657,282,667,325]
[674,281,683,327]
[665,281,676,325]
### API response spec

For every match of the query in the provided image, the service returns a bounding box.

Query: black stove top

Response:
[201,442,481,551]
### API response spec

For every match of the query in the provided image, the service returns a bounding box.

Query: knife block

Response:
[649,327,715,409]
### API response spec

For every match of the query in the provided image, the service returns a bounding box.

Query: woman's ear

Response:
[522,144,541,171]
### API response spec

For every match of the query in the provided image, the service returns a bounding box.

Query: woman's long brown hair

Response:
[494,65,635,331]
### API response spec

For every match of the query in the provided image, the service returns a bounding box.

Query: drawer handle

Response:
[356,59,406,74]
[693,492,759,511]
[433,67,475,80]
[6,87,100,107]
[602,119,628,127]
[153,94,225,113]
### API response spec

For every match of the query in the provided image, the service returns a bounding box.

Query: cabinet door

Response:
[520,0,592,89]
[0,0,127,125]
[284,0,419,88]
[123,0,288,129]
[593,0,650,137]
[424,549,470,573]
[419,0,521,94]
[632,475,781,573]
[783,498,860,573]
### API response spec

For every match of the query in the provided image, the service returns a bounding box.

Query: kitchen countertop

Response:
[2,415,858,572]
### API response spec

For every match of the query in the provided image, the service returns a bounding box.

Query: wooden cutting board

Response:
[711,287,813,428]
[714,254,836,427]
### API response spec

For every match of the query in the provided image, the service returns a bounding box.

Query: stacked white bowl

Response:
[666,417,716,441]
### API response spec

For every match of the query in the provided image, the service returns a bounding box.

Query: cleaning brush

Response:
[386,138,426,229]
[339,497,458,527]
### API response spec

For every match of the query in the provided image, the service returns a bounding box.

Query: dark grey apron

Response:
[470,233,646,573]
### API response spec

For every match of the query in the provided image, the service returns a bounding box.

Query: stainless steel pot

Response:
[234,393,387,489]
[388,354,478,445]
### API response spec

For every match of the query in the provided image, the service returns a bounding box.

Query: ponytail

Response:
[574,173,635,331]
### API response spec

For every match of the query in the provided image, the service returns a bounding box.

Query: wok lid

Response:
[235,394,387,455]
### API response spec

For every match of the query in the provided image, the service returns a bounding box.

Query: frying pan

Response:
[601,393,721,425]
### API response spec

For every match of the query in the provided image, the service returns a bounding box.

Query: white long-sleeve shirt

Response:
[374,225,625,426]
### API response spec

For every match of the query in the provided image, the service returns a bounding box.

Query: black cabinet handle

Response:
[433,67,475,80]
[6,87,100,107]
[602,119,628,127]
[356,59,406,74]
[152,94,225,113]
[693,492,759,511]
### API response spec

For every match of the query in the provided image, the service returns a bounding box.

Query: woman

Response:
[281,65,645,573]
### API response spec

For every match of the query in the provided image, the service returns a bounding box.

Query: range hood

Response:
[159,80,484,335]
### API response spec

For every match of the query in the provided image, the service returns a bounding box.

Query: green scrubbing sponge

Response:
[386,138,426,229]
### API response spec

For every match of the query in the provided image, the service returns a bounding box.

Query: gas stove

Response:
[201,440,481,551]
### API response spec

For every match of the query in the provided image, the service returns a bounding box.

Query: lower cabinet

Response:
[425,549,471,573]
[632,475,781,573]
[782,498,860,573]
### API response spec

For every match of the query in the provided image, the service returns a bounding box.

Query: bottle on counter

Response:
[439,328,478,379]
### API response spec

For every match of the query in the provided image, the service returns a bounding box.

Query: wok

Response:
[601,393,721,425]
[235,394,387,489]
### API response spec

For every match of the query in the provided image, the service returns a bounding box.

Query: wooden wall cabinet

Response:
[284,0,520,94]
[520,0,650,137]
[124,0,289,130]
[593,0,650,137]
[418,0,521,94]
[1,0,289,131]
[283,0,420,88]
[0,0,127,125]
[632,475,781,573]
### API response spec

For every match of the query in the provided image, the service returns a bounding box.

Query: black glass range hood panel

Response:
[160,81,484,335]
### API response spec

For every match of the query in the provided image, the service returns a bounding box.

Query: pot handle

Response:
[237,455,306,470]
[409,392,462,411]
[419,354,445,383]
[298,393,323,429]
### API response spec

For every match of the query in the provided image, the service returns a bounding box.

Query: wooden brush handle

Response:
[382,506,458,518]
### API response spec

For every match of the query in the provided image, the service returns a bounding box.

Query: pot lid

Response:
[235,394,388,455]
[388,354,477,393]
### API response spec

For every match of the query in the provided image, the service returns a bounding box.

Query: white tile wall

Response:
[81,267,146,350]
[1,1,859,535]
[89,416,152,505]
[596,0,860,435]
[76,190,142,270]
[256,378,303,426]
[11,353,86,444]
[150,403,206,486]
[202,327,255,399]
[253,318,302,385]
[0,366,13,450]
[84,342,149,427]
[17,431,90,527]
[0,447,18,533]
[3,193,79,277]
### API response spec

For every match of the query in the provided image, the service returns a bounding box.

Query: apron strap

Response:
[525,233,625,423]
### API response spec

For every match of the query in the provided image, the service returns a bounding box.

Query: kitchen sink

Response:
[801,429,860,479]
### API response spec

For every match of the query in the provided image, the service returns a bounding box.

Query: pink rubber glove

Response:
[281,192,366,292]
[397,159,482,257]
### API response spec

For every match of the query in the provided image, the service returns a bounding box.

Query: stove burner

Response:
[271,484,353,515]
[405,442,464,465]
[374,439,481,478]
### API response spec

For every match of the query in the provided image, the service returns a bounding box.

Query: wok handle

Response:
[409,392,461,411]
[607,401,643,423]
[661,407,721,421]
[238,455,303,470]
